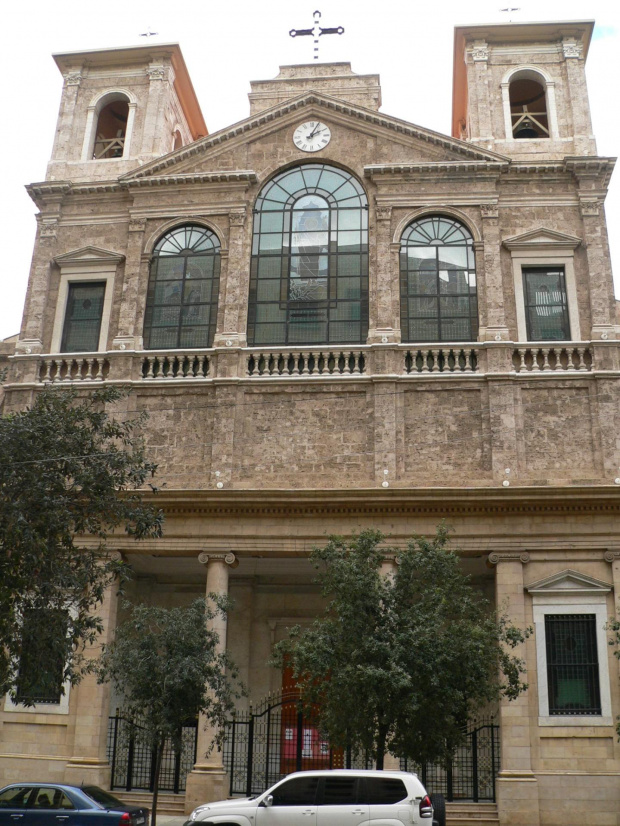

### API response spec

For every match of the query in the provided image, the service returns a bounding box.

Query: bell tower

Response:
[46,43,207,182]
[453,20,596,159]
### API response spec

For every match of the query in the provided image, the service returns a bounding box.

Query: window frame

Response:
[60,281,107,354]
[51,248,123,354]
[522,266,571,342]
[248,163,369,347]
[500,66,560,143]
[80,90,137,162]
[144,224,222,351]
[399,215,478,343]
[527,574,613,726]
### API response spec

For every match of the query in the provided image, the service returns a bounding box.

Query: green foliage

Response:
[606,611,620,739]
[273,526,529,769]
[97,599,243,825]
[0,386,163,701]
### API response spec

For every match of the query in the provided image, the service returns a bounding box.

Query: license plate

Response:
[136,818,145,824]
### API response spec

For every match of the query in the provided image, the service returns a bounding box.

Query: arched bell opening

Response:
[509,76,549,139]
[93,97,130,159]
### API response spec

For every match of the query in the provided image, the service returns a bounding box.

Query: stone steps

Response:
[446,802,499,826]
[112,792,186,816]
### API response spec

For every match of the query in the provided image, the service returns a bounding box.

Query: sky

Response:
[1,0,619,341]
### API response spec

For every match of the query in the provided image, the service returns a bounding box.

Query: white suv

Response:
[187,769,437,826]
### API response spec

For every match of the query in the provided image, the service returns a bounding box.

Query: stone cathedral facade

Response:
[1,19,619,826]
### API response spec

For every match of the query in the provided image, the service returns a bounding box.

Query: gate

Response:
[400,719,500,802]
[106,714,198,793]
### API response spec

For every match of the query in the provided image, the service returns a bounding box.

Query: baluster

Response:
[84,358,93,380]
[352,351,361,374]
[145,357,156,379]
[309,352,318,376]
[95,359,105,381]
[301,351,310,375]
[515,349,526,373]
[421,349,430,373]
[290,352,300,376]
[342,352,351,375]
[540,348,551,371]
[430,349,439,373]
[551,348,562,371]
[462,349,471,373]
[60,360,71,381]
[576,347,587,371]
[39,360,51,382]
[565,348,576,371]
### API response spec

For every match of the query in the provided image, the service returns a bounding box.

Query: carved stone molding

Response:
[198,551,238,568]
[580,200,601,218]
[147,65,166,81]
[64,72,83,87]
[488,552,530,565]
[40,220,59,239]
[480,204,499,219]
[471,42,489,62]
[563,39,583,59]
[604,551,620,563]
[375,205,392,221]
[229,211,247,227]
[129,218,147,233]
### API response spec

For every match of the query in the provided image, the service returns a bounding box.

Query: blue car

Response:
[0,785,149,826]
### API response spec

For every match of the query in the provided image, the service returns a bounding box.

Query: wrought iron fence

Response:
[400,719,500,802]
[107,714,198,793]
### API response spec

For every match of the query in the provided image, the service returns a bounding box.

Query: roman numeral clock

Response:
[293,121,332,152]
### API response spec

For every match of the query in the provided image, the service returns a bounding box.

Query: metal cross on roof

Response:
[289,10,344,61]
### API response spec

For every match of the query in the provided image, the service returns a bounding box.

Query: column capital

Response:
[488,552,530,565]
[198,551,238,568]
[604,551,620,563]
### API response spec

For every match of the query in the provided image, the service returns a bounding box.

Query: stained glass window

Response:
[399,216,478,342]
[523,267,570,341]
[248,164,368,346]
[144,225,221,350]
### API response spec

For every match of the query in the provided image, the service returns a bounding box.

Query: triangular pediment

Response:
[121,92,510,184]
[526,569,612,595]
[54,246,125,266]
[503,227,582,251]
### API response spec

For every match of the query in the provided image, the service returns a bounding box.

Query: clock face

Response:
[293,121,331,153]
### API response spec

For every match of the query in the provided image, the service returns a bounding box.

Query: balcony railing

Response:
[6,340,606,387]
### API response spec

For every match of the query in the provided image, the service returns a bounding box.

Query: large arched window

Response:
[144,225,220,349]
[248,164,368,346]
[399,216,478,342]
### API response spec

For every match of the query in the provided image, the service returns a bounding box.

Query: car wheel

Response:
[430,792,446,826]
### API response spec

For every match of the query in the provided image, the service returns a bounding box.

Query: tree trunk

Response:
[375,722,388,770]
[151,738,165,826]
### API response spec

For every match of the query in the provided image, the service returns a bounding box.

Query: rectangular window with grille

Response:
[523,267,570,341]
[545,614,601,715]
[16,608,68,705]
[60,282,106,353]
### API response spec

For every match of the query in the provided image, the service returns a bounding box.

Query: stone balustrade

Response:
[512,344,593,372]
[5,341,614,387]
[246,349,367,377]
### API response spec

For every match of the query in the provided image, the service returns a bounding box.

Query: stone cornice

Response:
[364,161,507,178]
[134,486,620,519]
[124,171,258,188]
[120,92,510,182]
[564,156,616,189]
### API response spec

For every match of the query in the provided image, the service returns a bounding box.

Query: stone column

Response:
[562,39,596,156]
[185,552,238,813]
[113,217,147,352]
[489,552,540,826]
[480,204,509,342]
[64,570,120,786]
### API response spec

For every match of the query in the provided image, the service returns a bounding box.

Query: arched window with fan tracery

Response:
[399,216,478,342]
[144,224,221,349]
[248,164,369,346]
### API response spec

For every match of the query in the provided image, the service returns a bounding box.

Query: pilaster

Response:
[215,210,249,348]
[489,552,540,826]
[367,203,400,344]
[479,205,509,341]
[113,217,147,352]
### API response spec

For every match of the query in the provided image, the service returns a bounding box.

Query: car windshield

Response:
[81,788,124,808]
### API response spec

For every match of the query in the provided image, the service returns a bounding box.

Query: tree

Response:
[606,611,620,740]
[97,599,242,826]
[0,386,163,703]
[273,526,529,770]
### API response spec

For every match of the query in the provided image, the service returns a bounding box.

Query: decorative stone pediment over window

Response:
[502,227,582,251]
[526,569,612,596]
[53,247,125,267]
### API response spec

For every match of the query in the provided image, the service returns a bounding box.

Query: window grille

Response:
[60,282,106,353]
[399,216,478,342]
[545,614,601,715]
[248,164,369,346]
[144,225,221,350]
[16,609,67,705]
[523,267,570,341]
